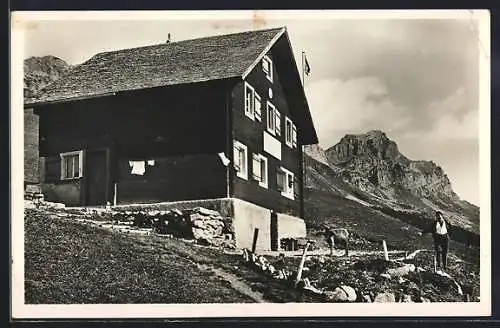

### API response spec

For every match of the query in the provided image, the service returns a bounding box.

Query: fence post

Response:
[382,240,389,261]
[251,228,259,253]
[294,242,310,287]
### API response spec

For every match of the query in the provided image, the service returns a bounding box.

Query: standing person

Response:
[418,211,452,271]
[325,229,335,256]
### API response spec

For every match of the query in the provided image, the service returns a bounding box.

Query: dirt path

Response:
[196,263,268,303]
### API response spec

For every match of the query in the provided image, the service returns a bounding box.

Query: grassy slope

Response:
[25,209,256,304]
[25,207,480,304]
[303,188,479,264]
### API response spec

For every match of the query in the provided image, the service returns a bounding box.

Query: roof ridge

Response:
[92,26,285,59]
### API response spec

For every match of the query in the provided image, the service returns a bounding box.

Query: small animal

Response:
[322,226,350,256]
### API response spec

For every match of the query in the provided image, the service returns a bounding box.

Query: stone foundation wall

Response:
[111,197,307,251]
[113,198,233,217]
[232,198,272,250]
[277,212,307,240]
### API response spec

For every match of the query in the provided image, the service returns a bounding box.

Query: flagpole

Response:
[300,51,306,219]
[301,51,305,87]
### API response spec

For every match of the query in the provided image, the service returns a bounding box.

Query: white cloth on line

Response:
[147,160,155,166]
[129,161,145,175]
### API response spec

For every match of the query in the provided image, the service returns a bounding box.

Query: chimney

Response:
[166,33,171,44]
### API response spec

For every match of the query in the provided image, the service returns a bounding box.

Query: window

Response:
[285,117,297,148]
[266,101,280,136]
[233,140,248,180]
[285,117,293,147]
[292,124,297,148]
[275,110,281,136]
[244,82,255,120]
[255,93,262,122]
[252,153,268,188]
[262,55,273,82]
[277,167,294,200]
[244,82,262,122]
[60,150,83,180]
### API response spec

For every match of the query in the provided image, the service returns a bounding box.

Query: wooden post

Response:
[433,255,437,273]
[294,242,310,287]
[382,240,389,261]
[251,228,259,253]
[113,182,117,206]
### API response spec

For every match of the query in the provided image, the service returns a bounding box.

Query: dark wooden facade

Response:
[230,50,303,218]
[33,36,313,220]
[37,80,232,206]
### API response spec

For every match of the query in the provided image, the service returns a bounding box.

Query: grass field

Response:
[303,188,480,264]
[25,203,480,304]
[25,209,257,304]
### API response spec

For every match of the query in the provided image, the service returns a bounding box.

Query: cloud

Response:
[402,87,479,141]
[306,76,410,148]
[22,16,480,205]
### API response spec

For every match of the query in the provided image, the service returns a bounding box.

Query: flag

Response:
[304,54,311,76]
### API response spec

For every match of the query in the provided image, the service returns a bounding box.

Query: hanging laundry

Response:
[218,152,230,166]
[147,160,155,166]
[129,161,146,175]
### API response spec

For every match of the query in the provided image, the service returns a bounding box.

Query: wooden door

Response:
[85,149,109,206]
[270,211,279,251]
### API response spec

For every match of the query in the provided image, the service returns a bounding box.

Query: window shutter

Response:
[239,148,246,173]
[255,93,262,122]
[267,103,275,133]
[72,155,80,178]
[275,110,281,136]
[233,145,241,171]
[294,175,300,199]
[292,124,297,148]
[252,154,261,181]
[277,170,285,191]
[245,85,251,114]
[288,173,294,189]
[260,157,267,184]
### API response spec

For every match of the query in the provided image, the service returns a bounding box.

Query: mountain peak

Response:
[346,130,387,139]
[24,55,71,100]
[323,130,459,202]
[329,130,402,164]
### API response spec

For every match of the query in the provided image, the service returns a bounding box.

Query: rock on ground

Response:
[374,292,396,303]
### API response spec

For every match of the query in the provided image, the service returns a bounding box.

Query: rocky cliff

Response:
[326,130,459,201]
[304,130,479,234]
[24,55,70,185]
[24,55,71,100]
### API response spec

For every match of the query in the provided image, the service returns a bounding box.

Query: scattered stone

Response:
[362,294,372,303]
[380,273,392,280]
[400,294,413,303]
[374,292,396,303]
[420,296,431,303]
[324,286,357,302]
[386,264,416,278]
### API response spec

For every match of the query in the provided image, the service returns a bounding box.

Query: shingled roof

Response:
[25,27,285,106]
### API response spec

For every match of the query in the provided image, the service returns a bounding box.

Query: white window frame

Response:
[244,82,255,121]
[275,110,281,136]
[262,55,273,83]
[285,117,293,148]
[60,150,83,180]
[266,101,277,135]
[292,124,297,148]
[254,93,262,122]
[233,140,248,180]
[252,153,268,189]
[278,166,294,200]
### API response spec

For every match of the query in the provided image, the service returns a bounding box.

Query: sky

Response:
[20,11,485,205]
